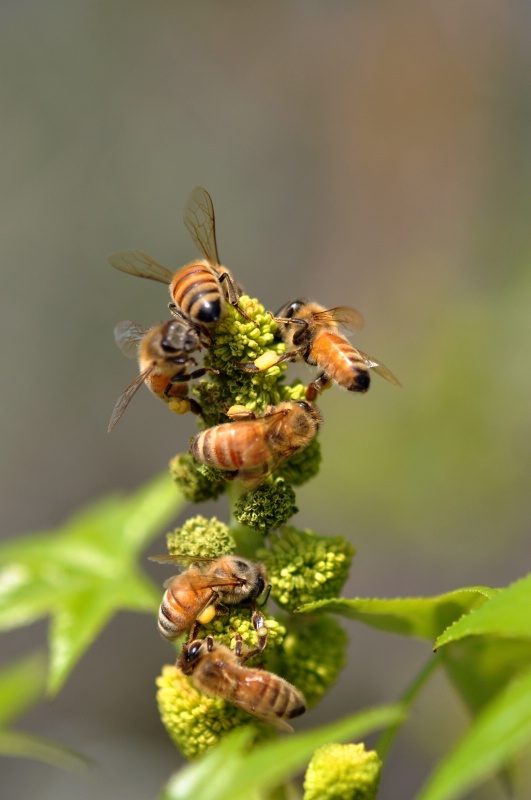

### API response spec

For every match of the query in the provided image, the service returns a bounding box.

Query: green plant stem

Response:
[376,654,440,760]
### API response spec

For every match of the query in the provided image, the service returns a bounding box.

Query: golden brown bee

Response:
[190,401,322,489]
[178,635,306,732]
[274,300,401,400]
[108,187,244,329]
[108,318,214,432]
[148,554,269,645]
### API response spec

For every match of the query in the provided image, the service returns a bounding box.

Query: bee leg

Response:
[235,350,297,373]
[218,272,252,321]
[233,632,244,659]
[274,315,308,334]
[306,374,331,401]
[249,610,269,656]
[256,584,272,606]
[185,619,201,645]
[168,303,213,347]
[187,398,203,416]
[226,406,257,421]
[233,614,268,663]
[215,602,230,619]
[169,367,219,384]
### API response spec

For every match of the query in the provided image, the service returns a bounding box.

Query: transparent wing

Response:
[358,350,401,386]
[108,250,173,284]
[313,306,364,330]
[238,673,295,732]
[113,320,149,359]
[107,366,153,432]
[164,573,242,591]
[148,554,216,569]
[183,186,220,265]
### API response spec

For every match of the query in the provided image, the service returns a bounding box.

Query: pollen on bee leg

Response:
[253,351,281,371]
[196,604,217,625]
[226,405,254,420]
[168,398,191,415]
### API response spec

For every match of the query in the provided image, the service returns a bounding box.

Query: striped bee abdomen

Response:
[313,330,370,393]
[170,261,222,326]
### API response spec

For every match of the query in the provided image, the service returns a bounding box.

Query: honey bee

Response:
[244,300,400,401]
[148,553,269,646]
[108,186,245,329]
[190,400,322,489]
[108,318,214,432]
[178,635,306,731]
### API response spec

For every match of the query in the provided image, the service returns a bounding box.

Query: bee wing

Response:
[358,350,401,386]
[237,673,295,732]
[113,320,149,359]
[107,366,153,432]
[148,554,217,569]
[183,186,220,265]
[313,306,364,330]
[108,250,173,284]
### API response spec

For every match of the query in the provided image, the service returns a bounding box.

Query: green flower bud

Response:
[166,516,236,559]
[303,743,382,800]
[192,296,290,427]
[156,665,269,759]
[280,615,348,707]
[169,453,226,503]
[201,610,286,665]
[257,526,354,611]
[275,436,322,487]
[234,479,298,532]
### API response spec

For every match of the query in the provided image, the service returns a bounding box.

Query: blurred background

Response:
[1,2,530,798]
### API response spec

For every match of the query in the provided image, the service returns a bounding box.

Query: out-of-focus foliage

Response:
[314,270,531,552]
[0,474,183,694]
[158,705,403,800]
[0,653,85,769]
[303,577,531,799]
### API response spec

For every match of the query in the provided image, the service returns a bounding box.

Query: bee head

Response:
[160,320,200,354]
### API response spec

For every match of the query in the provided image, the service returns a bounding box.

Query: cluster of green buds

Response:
[110,189,381,796]
[156,293,361,763]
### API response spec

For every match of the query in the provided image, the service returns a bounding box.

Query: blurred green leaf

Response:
[417,664,531,800]
[0,653,47,726]
[0,729,87,770]
[297,587,496,640]
[0,653,87,769]
[0,473,184,694]
[160,704,404,800]
[441,638,531,717]
[435,574,531,649]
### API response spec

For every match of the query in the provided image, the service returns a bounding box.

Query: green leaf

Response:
[0,729,87,770]
[435,574,531,649]
[0,473,185,694]
[440,638,531,717]
[0,653,87,769]
[160,704,404,800]
[297,587,496,640]
[0,653,47,726]
[417,664,531,800]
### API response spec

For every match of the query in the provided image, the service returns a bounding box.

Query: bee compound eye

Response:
[187,641,203,661]
[160,340,177,353]
[274,299,302,319]
[184,332,198,349]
